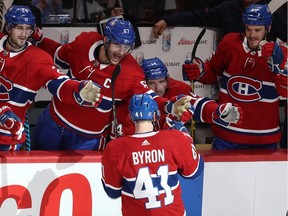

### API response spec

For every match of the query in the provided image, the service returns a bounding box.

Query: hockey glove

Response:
[212,103,242,127]
[259,40,286,74]
[165,94,193,121]
[163,115,193,142]
[165,104,194,124]
[163,116,189,133]
[74,80,103,108]
[29,27,44,46]
[180,106,194,124]
[182,57,204,81]
[0,106,24,142]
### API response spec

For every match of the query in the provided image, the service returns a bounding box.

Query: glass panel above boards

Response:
[32,0,223,26]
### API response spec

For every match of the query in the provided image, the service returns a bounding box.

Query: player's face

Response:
[146,77,168,97]
[244,25,266,50]
[8,24,32,50]
[107,41,131,65]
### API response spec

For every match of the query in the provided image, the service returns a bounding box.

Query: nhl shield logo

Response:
[93,60,99,67]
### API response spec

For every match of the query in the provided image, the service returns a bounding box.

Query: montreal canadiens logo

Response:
[227,76,262,102]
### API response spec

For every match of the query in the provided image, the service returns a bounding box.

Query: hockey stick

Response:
[191,28,206,61]
[268,0,286,14]
[111,64,121,138]
[190,27,206,141]
[24,111,31,150]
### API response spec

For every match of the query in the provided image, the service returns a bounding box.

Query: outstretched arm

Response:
[189,95,242,126]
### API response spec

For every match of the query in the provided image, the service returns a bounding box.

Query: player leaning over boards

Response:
[0,6,102,151]
[110,57,242,138]
[183,4,288,150]
[31,18,192,150]
[102,93,204,216]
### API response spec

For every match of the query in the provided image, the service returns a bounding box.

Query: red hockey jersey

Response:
[40,32,168,138]
[0,35,79,145]
[200,32,286,144]
[101,130,203,216]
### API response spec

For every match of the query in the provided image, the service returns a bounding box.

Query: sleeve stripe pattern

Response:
[101,178,122,198]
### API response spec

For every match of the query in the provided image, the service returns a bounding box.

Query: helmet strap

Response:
[153,120,160,131]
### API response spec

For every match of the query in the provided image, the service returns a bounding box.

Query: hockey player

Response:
[101,93,204,216]
[110,57,242,138]
[32,18,192,150]
[182,4,287,149]
[0,5,102,150]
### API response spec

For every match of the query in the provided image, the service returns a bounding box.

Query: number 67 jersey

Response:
[101,130,204,216]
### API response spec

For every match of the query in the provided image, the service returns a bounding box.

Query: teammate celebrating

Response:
[32,18,191,150]
[101,93,204,216]
[110,57,242,138]
[0,5,102,150]
[183,4,287,149]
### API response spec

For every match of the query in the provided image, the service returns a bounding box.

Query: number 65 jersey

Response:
[101,130,204,216]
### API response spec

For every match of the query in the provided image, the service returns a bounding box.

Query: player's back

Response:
[103,130,202,216]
